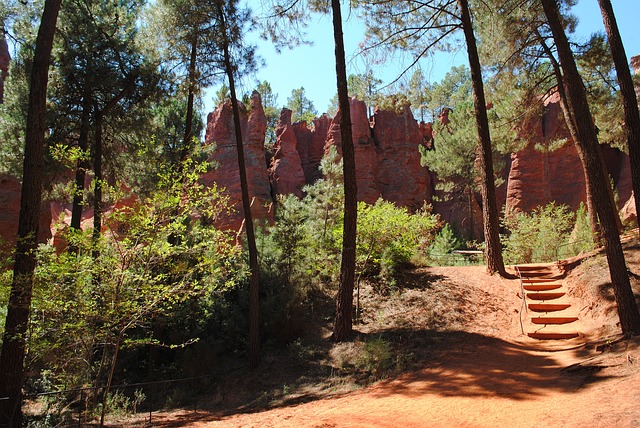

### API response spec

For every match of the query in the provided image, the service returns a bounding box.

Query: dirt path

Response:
[153,336,639,427]
[145,265,640,427]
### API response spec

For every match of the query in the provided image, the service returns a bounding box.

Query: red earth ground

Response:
[124,241,640,428]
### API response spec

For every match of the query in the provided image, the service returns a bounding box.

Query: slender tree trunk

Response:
[0,1,62,426]
[217,6,261,368]
[99,330,123,427]
[598,0,640,230]
[91,78,135,256]
[331,0,358,341]
[92,110,104,255]
[542,0,640,335]
[539,34,602,243]
[180,36,198,163]
[457,0,506,276]
[468,187,474,241]
[599,149,623,231]
[71,74,93,233]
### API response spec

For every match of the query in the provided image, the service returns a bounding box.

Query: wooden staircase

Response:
[516,263,580,340]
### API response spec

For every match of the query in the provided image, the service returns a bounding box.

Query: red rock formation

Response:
[371,104,432,211]
[0,31,9,104]
[201,88,639,242]
[0,175,52,250]
[325,98,381,204]
[506,142,588,214]
[621,191,637,226]
[632,55,640,75]
[506,92,581,213]
[293,114,331,184]
[0,175,22,248]
[438,107,451,126]
[202,91,273,231]
[269,97,432,211]
[418,122,434,150]
[506,91,632,215]
[269,109,306,198]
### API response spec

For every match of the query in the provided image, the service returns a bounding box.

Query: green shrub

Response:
[427,223,465,266]
[502,202,594,264]
[16,156,246,398]
[357,200,440,282]
[562,202,596,257]
[355,338,393,375]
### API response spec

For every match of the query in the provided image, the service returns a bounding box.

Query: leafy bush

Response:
[502,202,594,264]
[427,223,466,266]
[357,200,440,282]
[258,149,441,338]
[564,202,596,257]
[11,156,246,397]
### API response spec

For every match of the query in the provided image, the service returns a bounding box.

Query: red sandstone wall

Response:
[505,92,632,215]
[202,92,273,232]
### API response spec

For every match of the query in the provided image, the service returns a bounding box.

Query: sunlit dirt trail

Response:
[141,264,640,428]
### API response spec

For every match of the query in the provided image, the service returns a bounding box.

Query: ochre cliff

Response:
[0,175,52,250]
[260,98,434,216]
[202,91,273,232]
[269,109,306,198]
[505,91,632,216]
[370,104,433,210]
[324,98,381,204]
[1,86,637,249]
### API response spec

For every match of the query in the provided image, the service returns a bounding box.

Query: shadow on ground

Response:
[149,330,617,428]
[367,330,612,401]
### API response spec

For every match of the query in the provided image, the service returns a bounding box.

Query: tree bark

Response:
[91,77,136,255]
[598,0,640,231]
[538,34,602,244]
[0,1,62,426]
[542,0,640,335]
[180,36,198,163]
[92,109,104,254]
[217,5,261,368]
[457,0,506,276]
[331,0,358,342]
[71,78,93,233]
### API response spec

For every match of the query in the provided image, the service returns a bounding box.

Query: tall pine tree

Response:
[0,1,62,425]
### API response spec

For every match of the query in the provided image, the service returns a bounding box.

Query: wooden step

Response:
[526,292,566,300]
[531,316,579,325]
[523,283,562,292]
[522,278,563,283]
[519,272,557,279]
[528,332,579,340]
[528,303,571,312]
[516,264,555,271]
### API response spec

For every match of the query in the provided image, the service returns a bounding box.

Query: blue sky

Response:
[205,0,640,116]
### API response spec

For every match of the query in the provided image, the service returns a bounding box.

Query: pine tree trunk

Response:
[331,0,358,341]
[218,5,261,368]
[71,81,92,233]
[457,0,506,276]
[180,36,198,162]
[0,1,62,426]
[91,78,135,257]
[598,0,640,231]
[542,0,640,335]
[92,110,104,255]
[539,34,602,243]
